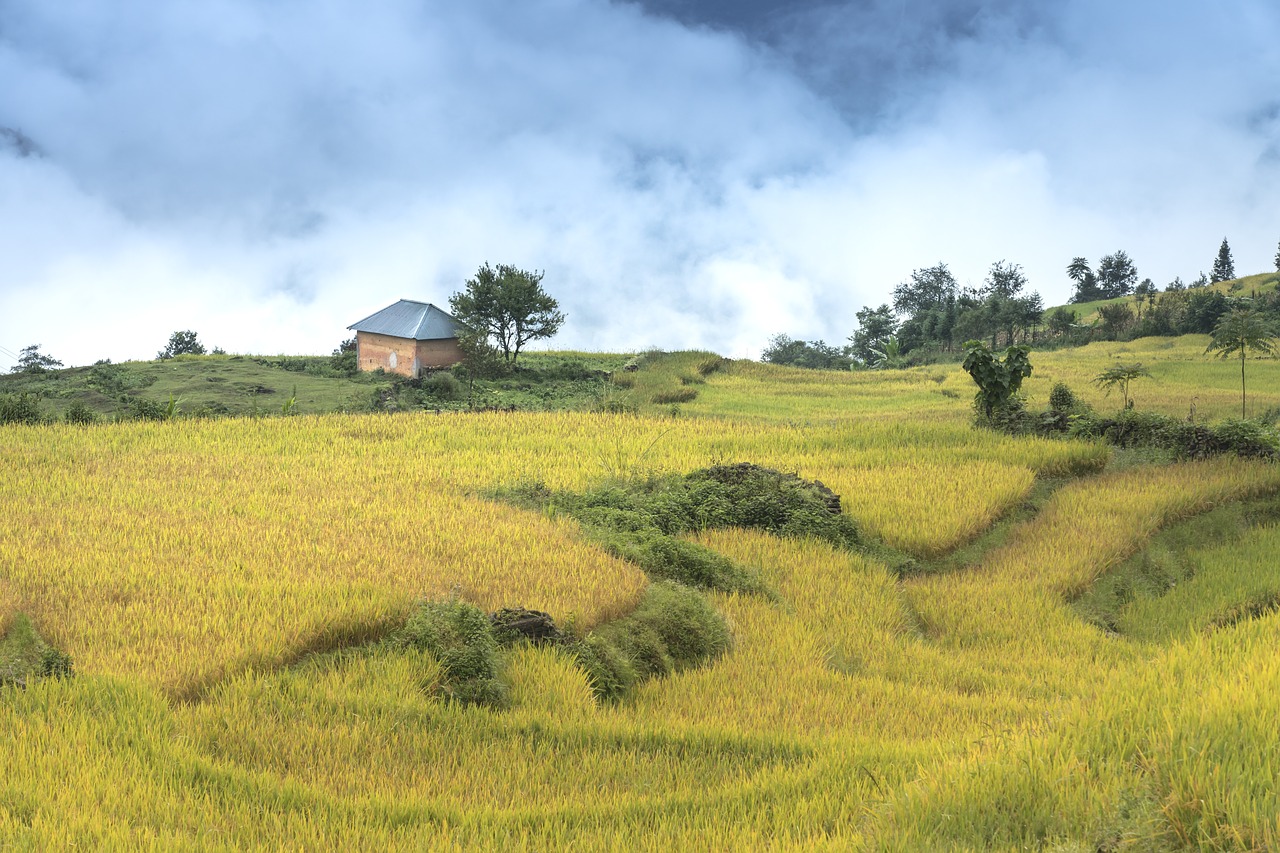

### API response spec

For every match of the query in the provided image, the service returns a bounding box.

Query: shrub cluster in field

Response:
[568,581,730,700]
[501,463,862,593]
[389,582,729,705]
[982,381,1280,460]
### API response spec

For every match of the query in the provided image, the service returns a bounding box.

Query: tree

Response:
[983,260,1027,299]
[330,337,357,374]
[1133,278,1157,319]
[868,337,906,370]
[761,335,854,370]
[961,341,1032,421]
[1274,237,1279,273]
[1093,363,1151,410]
[847,304,898,365]
[893,263,957,316]
[1096,302,1135,340]
[157,330,206,359]
[1206,306,1276,418]
[1046,307,1077,337]
[11,344,63,374]
[1096,251,1138,299]
[1211,238,1236,283]
[449,263,564,365]
[1067,257,1103,303]
[453,329,509,405]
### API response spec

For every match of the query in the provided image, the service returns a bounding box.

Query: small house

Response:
[347,299,465,377]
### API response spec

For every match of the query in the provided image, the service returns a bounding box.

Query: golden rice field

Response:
[3,341,1280,848]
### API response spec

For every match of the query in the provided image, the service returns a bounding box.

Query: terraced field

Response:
[3,348,1279,848]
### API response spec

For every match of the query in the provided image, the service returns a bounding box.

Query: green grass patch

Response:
[1072,493,1280,640]
[1,615,73,688]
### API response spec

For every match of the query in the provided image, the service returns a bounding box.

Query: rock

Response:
[490,608,563,644]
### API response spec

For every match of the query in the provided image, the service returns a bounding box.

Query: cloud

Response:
[0,0,1278,368]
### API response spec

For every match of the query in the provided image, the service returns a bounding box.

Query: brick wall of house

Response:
[356,331,419,377]
[415,338,466,370]
[356,331,463,377]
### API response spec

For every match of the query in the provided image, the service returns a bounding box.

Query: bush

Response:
[0,392,44,425]
[1067,411,1279,460]
[126,397,169,422]
[500,462,859,593]
[651,387,698,404]
[422,371,462,400]
[568,581,730,700]
[330,338,358,375]
[1048,382,1080,413]
[395,599,506,707]
[64,402,99,425]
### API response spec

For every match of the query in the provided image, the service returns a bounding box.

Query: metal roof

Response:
[347,300,460,340]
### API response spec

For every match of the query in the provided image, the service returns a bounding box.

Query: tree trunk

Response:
[1241,349,1247,419]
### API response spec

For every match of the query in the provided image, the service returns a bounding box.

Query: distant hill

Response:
[0,351,631,422]
[1048,271,1280,324]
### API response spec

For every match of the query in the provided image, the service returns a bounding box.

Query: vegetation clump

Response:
[502,463,861,594]
[393,599,507,708]
[0,392,45,425]
[1,615,74,688]
[565,581,730,700]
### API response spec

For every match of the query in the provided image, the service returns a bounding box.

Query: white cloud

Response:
[0,0,1278,368]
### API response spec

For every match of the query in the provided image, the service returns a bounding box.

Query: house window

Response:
[389,351,398,369]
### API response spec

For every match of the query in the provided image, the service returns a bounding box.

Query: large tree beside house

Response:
[450,263,564,365]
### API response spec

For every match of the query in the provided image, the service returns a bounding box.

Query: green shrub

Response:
[395,599,506,707]
[422,371,463,400]
[1048,382,1080,413]
[64,402,99,425]
[569,581,730,700]
[1068,411,1278,460]
[121,397,168,421]
[499,462,858,594]
[0,393,44,425]
[651,387,699,404]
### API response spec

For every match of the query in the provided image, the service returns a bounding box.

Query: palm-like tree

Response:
[1206,306,1276,418]
[869,336,907,370]
[1093,363,1151,410]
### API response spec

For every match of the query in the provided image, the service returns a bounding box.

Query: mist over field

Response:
[1,0,1278,367]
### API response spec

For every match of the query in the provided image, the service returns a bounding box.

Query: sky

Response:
[1,0,1279,368]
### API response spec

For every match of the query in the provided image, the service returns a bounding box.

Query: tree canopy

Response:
[11,344,63,374]
[1095,251,1138,299]
[449,263,565,365]
[1067,257,1103,304]
[157,330,206,360]
[1211,238,1236,283]
[892,263,956,316]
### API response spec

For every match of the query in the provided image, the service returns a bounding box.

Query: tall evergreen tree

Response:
[1274,237,1279,272]
[1211,238,1236,283]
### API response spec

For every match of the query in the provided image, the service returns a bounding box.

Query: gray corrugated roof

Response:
[347,300,460,340]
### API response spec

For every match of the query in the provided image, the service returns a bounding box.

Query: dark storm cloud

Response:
[0,0,1277,367]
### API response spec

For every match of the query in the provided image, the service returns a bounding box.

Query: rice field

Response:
[3,343,1280,848]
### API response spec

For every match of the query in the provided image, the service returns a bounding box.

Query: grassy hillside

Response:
[3,348,1280,847]
[0,350,631,420]
[1051,270,1280,323]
